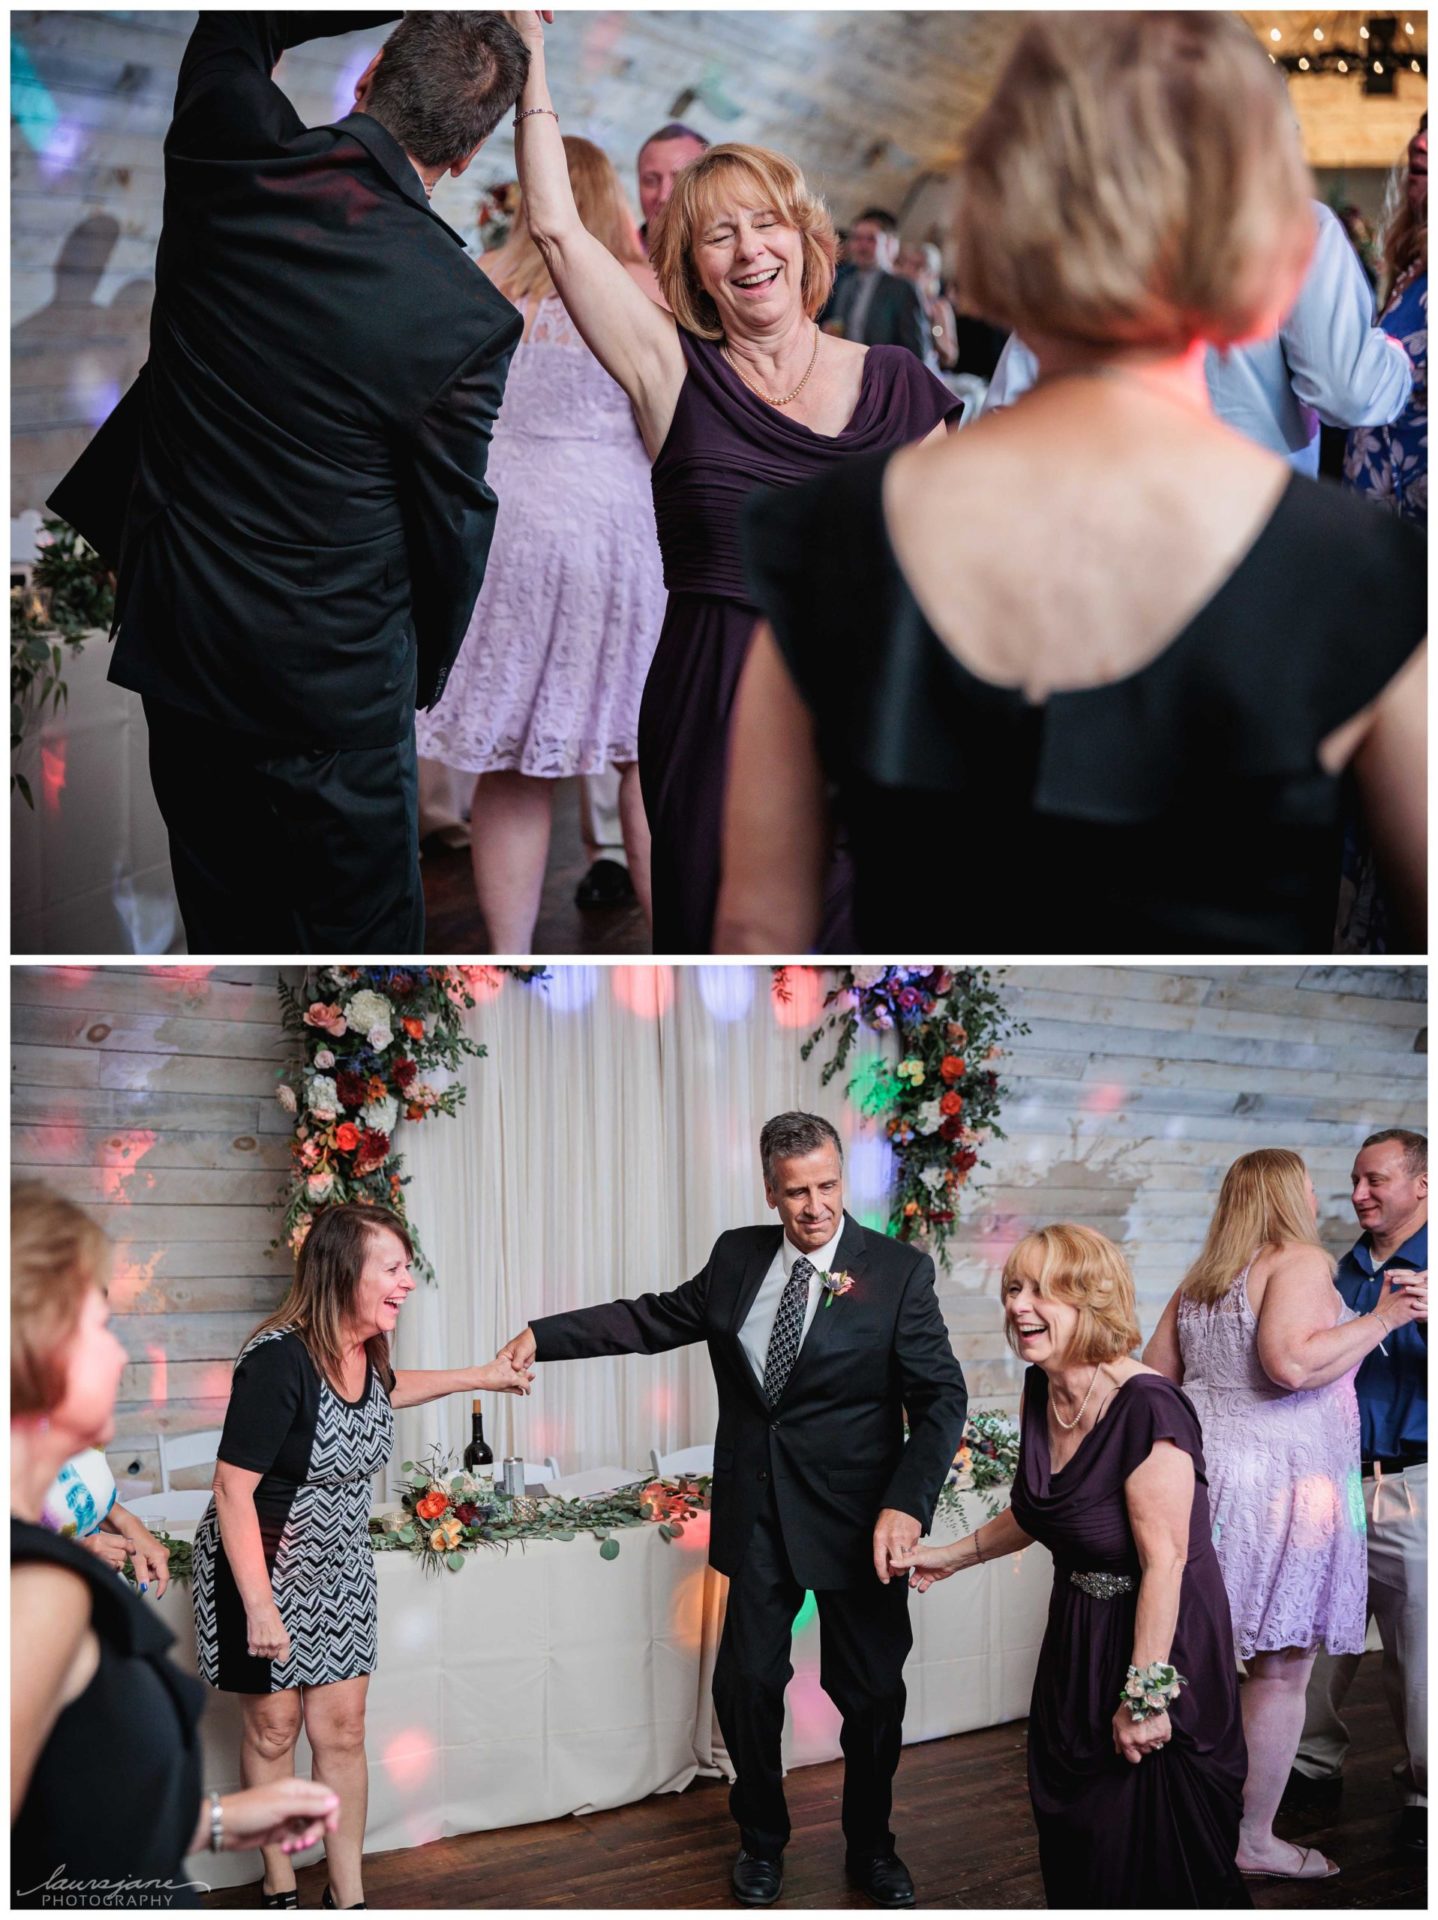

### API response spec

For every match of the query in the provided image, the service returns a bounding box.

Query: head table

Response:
[155,1495,1050,1892]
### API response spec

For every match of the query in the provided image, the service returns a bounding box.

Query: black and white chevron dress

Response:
[191,1327,394,1693]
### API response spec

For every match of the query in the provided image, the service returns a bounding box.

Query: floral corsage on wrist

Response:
[1120,1661,1187,1722]
[818,1268,856,1309]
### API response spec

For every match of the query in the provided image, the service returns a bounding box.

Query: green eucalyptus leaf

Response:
[445,1551,465,1572]
[598,1537,620,1560]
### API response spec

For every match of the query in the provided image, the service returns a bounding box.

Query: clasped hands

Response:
[488,1324,538,1394]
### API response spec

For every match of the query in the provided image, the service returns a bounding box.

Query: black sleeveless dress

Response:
[11,1518,206,1908]
[1010,1373,1251,1910]
[741,450,1427,952]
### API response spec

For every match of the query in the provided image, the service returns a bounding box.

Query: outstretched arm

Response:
[174,13,400,133]
[500,1248,722,1368]
[504,12,684,455]
[390,1356,533,1410]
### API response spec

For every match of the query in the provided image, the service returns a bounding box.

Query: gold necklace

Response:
[722,325,821,408]
[1050,1365,1101,1432]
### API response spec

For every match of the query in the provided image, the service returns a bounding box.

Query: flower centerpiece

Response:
[274,965,546,1273]
[936,1409,1021,1527]
[781,966,1026,1265]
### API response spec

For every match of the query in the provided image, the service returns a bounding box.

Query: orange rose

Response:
[415,1490,449,1521]
[940,1091,963,1116]
[940,1054,966,1082]
[335,1122,360,1152]
[402,1016,425,1041]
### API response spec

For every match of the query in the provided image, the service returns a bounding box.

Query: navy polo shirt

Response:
[1335,1222,1427,1463]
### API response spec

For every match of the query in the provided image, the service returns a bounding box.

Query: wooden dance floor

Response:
[202,1654,1422,1909]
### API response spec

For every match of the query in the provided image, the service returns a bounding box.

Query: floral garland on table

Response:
[784,966,1027,1266]
[274,966,546,1272]
[371,1448,712,1571]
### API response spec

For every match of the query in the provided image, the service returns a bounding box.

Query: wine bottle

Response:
[462,1399,494,1488]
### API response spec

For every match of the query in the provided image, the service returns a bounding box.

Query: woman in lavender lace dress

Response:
[1147,1149,1422,1882]
[416,138,666,951]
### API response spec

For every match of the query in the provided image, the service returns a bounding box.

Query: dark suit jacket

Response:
[49,12,522,747]
[822,268,930,363]
[531,1213,967,1589]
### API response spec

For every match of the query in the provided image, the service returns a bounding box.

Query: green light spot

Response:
[792,1590,818,1633]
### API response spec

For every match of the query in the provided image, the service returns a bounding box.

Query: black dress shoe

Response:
[1399,1806,1427,1852]
[574,857,635,909]
[731,1849,783,1906]
[321,1889,366,1911]
[846,1852,916,1907]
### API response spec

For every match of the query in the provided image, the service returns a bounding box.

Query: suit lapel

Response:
[777,1214,867,1402]
[728,1228,783,1413]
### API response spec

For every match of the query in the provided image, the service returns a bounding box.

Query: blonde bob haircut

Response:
[954,12,1317,352]
[1002,1223,1141,1367]
[1182,1148,1333,1308]
[649,142,838,341]
[12,1181,112,1418]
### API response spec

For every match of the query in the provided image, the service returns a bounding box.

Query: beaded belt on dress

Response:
[1069,1569,1136,1598]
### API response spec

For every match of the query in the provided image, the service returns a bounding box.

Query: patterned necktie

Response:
[763,1256,814,1406]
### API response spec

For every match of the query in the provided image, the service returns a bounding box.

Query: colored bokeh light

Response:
[545,965,599,1014]
[697,965,754,1023]
[772,966,824,1029]
[612,965,674,1020]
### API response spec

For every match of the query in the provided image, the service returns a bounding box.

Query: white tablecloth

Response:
[159,1501,1050,1890]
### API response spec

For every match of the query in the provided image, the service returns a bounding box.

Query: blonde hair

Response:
[1181,1148,1332,1307]
[954,12,1316,351]
[11,1182,112,1417]
[486,135,643,305]
[250,1203,407,1395]
[650,143,838,340]
[1002,1223,1141,1366]
[1378,114,1427,308]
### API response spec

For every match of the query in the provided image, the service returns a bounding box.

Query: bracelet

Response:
[208,1789,224,1854]
[515,106,558,126]
[972,1529,985,1567]
[1119,1661,1186,1722]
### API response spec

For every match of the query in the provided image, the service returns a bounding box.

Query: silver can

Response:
[500,1457,525,1498]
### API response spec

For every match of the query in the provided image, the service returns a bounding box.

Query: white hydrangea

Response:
[920,1165,946,1192]
[344,989,393,1038]
[916,1098,945,1133]
[306,1074,340,1121]
[366,1093,399,1136]
[851,966,887,988]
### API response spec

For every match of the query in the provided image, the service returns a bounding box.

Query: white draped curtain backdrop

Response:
[393,966,895,1477]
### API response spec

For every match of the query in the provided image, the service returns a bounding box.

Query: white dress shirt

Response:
[980,202,1413,475]
[737,1223,846,1388]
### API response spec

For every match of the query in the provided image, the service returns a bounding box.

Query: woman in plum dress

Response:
[416,137,665,952]
[1146,1149,1420,1882]
[894,1225,1251,1910]
[505,12,959,952]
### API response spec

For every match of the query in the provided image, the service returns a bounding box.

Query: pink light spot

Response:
[109,1249,160,1311]
[462,966,507,1004]
[675,1509,711,1554]
[382,1729,438,1791]
[1082,1083,1126,1114]
[41,741,67,811]
[100,1129,158,1203]
[772,966,823,1028]
[612,966,674,1020]
[145,1342,169,1410]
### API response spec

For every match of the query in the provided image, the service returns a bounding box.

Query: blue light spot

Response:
[545,966,599,1013]
[698,966,754,1022]
[12,41,60,153]
[847,1133,894,1206]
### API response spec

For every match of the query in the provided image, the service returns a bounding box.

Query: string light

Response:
[1270,25,1282,39]
[1298,55,1310,68]
[1313,26,1324,39]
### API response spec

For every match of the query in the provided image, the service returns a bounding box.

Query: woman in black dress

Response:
[11,1184,338,1909]
[193,1204,531,1909]
[893,1224,1250,1910]
[718,12,1426,956]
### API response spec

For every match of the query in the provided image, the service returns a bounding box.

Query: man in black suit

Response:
[48,12,530,952]
[499,1112,967,1907]
[822,209,932,366]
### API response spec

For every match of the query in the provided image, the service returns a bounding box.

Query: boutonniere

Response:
[818,1268,856,1309]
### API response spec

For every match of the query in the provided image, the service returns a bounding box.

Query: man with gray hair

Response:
[499,1111,967,1907]
[1293,1127,1427,1853]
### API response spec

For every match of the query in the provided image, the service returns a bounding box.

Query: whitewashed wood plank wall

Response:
[10,964,1425,1491]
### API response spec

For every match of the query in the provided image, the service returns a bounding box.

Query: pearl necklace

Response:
[1050,1365,1101,1432]
[722,325,821,408]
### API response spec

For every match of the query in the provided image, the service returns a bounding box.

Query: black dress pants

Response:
[144,700,424,953]
[711,1487,913,1860]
